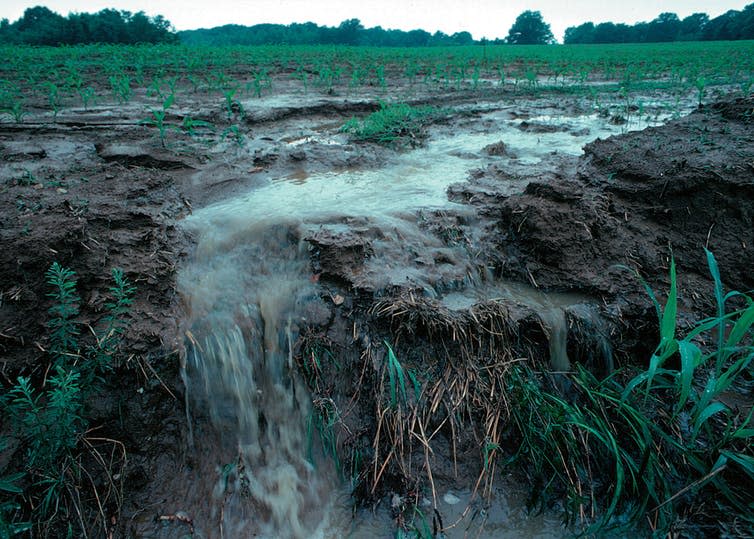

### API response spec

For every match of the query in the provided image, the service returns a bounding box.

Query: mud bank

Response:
[481,98,754,359]
[1,87,752,537]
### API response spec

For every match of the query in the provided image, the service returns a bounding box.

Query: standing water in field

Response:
[176,107,653,537]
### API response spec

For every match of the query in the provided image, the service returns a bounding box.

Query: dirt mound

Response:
[0,134,187,366]
[476,97,754,356]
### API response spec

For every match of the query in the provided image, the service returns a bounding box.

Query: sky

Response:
[0,1,748,42]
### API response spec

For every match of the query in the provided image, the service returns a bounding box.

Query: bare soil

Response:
[1,81,752,537]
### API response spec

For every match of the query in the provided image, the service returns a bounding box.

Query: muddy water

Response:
[441,283,592,372]
[177,107,661,537]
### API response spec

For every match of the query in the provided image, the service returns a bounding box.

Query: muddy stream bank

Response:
[1,86,752,537]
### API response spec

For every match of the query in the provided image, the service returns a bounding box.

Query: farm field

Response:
[1,42,753,538]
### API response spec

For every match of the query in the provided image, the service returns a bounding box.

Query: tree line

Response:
[1,4,753,47]
[179,19,477,47]
[0,6,178,45]
[564,5,754,44]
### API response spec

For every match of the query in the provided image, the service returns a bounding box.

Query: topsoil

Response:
[1,82,752,537]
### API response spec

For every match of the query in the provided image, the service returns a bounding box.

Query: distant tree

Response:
[506,11,554,44]
[0,5,177,45]
[429,30,451,46]
[337,18,363,45]
[0,17,18,43]
[406,29,431,46]
[740,3,754,39]
[564,22,595,44]
[592,22,617,43]
[703,10,741,40]
[646,12,681,42]
[16,6,66,44]
[680,13,709,40]
[451,31,474,45]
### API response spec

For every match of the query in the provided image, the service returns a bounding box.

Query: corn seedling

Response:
[181,115,214,138]
[695,76,707,107]
[77,86,95,110]
[221,124,245,147]
[140,94,176,148]
[109,75,131,104]
[44,83,61,120]
[222,85,241,119]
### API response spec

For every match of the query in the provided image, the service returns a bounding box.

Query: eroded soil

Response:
[1,77,752,537]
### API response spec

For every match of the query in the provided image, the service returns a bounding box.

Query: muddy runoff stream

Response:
[176,108,667,538]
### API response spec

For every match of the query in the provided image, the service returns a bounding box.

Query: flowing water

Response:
[176,107,663,537]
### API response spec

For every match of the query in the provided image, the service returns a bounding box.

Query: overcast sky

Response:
[0,1,748,41]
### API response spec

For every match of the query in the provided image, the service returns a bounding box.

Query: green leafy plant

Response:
[342,102,446,146]
[180,115,214,138]
[140,94,175,147]
[45,262,80,364]
[1,263,135,535]
[44,83,61,120]
[221,124,245,146]
[77,86,95,110]
[222,84,241,119]
[108,75,131,104]
[506,251,754,535]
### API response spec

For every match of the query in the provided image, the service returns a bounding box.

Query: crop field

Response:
[0,41,753,539]
[2,41,754,113]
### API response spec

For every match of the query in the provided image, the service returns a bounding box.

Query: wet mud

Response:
[1,78,752,537]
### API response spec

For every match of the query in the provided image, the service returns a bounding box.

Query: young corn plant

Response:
[140,94,176,148]
[181,115,214,138]
[694,76,708,107]
[109,75,131,104]
[222,85,241,119]
[44,83,61,120]
[77,86,95,110]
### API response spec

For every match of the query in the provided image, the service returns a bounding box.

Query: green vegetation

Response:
[506,11,555,45]
[342,103,446,145]
[0,264,134,536]
[506,251,754,535]
[0,41,751,122]
[565,5,754,44]
[0,6,177,45]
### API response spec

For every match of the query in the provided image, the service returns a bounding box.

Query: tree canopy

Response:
[0,5,178,45]
[1,4,753,47]
[179,19,481,47]
[564,3,754,43]
[505,11,554,45]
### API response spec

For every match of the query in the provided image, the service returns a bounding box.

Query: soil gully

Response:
[169,105,666,538]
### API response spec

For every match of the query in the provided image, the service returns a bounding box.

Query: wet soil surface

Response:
[1,80,752,537]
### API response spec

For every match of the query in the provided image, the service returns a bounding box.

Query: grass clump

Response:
[0,263,135,537]
[342,102,446,146]
[506,250,754,536]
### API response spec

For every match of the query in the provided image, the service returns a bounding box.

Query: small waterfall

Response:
[538,307,570,372]
[180,219,339,538]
